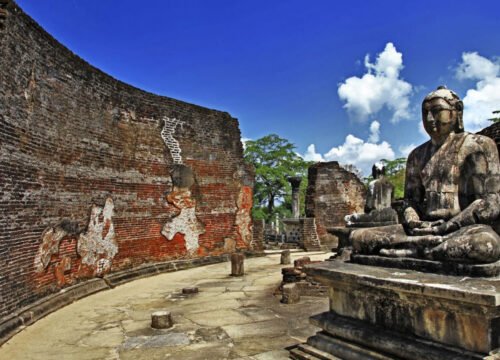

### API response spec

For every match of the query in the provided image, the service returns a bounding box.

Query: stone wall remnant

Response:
[477,121,500,155]
[0,1,253,320]
[305,161,366,247]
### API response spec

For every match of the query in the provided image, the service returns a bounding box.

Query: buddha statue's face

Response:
[422,97,457,142]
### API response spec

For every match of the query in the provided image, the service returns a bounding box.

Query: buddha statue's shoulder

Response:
[461,132,498,154]
[407,140,432,163]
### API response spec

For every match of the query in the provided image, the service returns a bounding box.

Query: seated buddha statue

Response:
[344,162,398,228]
[350,86,500,264]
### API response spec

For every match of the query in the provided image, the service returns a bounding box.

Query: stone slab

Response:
[305,260,500,355]
[352,254,500,277]
[306,312,486,360]
[0,253,265,346]
[305,260,500,306]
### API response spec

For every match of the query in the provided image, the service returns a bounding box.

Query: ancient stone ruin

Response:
[293,87,500,359]
[305,161,366,248]
[0,0,257,340]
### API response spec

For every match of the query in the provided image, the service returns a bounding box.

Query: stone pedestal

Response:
[282,283,300,304]
[230,253,244,276]
[280,250,291,265]
[182,287,199,294]
[151,311,173,329]
[291,260,500,360]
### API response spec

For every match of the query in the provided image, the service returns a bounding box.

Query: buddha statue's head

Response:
[372,162,385,179]
[422,86,464,143]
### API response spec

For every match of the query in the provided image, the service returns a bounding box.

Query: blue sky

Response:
[16,0,500,174]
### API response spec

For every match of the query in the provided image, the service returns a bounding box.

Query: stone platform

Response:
[352,254,500,277]
[291,260,500,360]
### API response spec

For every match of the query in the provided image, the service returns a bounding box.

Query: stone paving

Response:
[0,251,331,360]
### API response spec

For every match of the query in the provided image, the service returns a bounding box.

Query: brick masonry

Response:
[477,122,500,155]
[0,1,253,319]
[305,161,366,247]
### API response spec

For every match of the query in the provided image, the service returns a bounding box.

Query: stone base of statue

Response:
[351,254,500,277]
[289,260,500,360]
[345,208,399,228]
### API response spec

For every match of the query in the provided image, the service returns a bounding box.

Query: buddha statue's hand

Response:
[403,207,422,229]
[412,220,459,236]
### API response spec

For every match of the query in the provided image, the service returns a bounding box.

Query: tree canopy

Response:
[489,110,500,123]
[244,134,310,221]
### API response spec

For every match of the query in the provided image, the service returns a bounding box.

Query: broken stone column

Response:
[281,283,300,304]
[151,311,173,329]
[280,250,291,265]
[230,253,244,276]
[182,287,199,294]
[287,176,302,219]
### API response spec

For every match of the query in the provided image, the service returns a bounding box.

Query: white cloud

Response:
[368,120,380,143]
[456,52,500,132]
[456,52,499,81]
[338,42,412,123]
[303,144,325,162]
[241,137,251,150]
[302,121,395,176]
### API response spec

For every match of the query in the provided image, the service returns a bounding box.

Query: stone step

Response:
[289,344,341,360]
[309,332,396,360]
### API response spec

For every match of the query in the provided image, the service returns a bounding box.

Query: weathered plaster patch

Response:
[161,188,205,254]
[77,197,118,276]
[34,226,68,272]
[161,117,184,164]
[235,186,253,245]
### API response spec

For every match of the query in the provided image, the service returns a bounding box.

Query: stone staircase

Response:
[289,343,341,360]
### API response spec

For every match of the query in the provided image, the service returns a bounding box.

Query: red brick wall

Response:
[305,162,366,242]
[0,1,252,318]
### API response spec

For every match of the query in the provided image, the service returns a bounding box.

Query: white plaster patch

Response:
[161,117,184,164]
[161,189,205,254]
[34,226,68,272]
[161,207,204,254]
[78,197,118,275]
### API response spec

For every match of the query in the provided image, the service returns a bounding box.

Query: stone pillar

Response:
[151,311,173,329]
[250,219,265,251]
[301,218,322,251]
[280,250,291,264]
[182,287,199,294]
[282,283,300,304]
[288,176,302,219]
[230,253,244,276]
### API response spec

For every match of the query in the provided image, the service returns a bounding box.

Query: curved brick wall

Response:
[0,1,253,320]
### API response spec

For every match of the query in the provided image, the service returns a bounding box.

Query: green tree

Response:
[381,158,406,199]
[488,110,500,123]
[244,134,310,221]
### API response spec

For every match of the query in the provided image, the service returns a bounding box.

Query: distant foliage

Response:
[340,164,363,179]
[488,110,500,123]
[244,134,311,222]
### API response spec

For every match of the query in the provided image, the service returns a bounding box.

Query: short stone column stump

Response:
[151,311,173,329]
[230,253,244,276]
[182,287,199,294]
[281,283,300,304]
[280,250,291,265]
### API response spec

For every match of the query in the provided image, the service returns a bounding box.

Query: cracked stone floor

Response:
[0,251,332,360]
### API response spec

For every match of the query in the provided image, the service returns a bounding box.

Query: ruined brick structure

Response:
[305,162,366,247]
[0,0,253,322]
[477,121,500,155]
